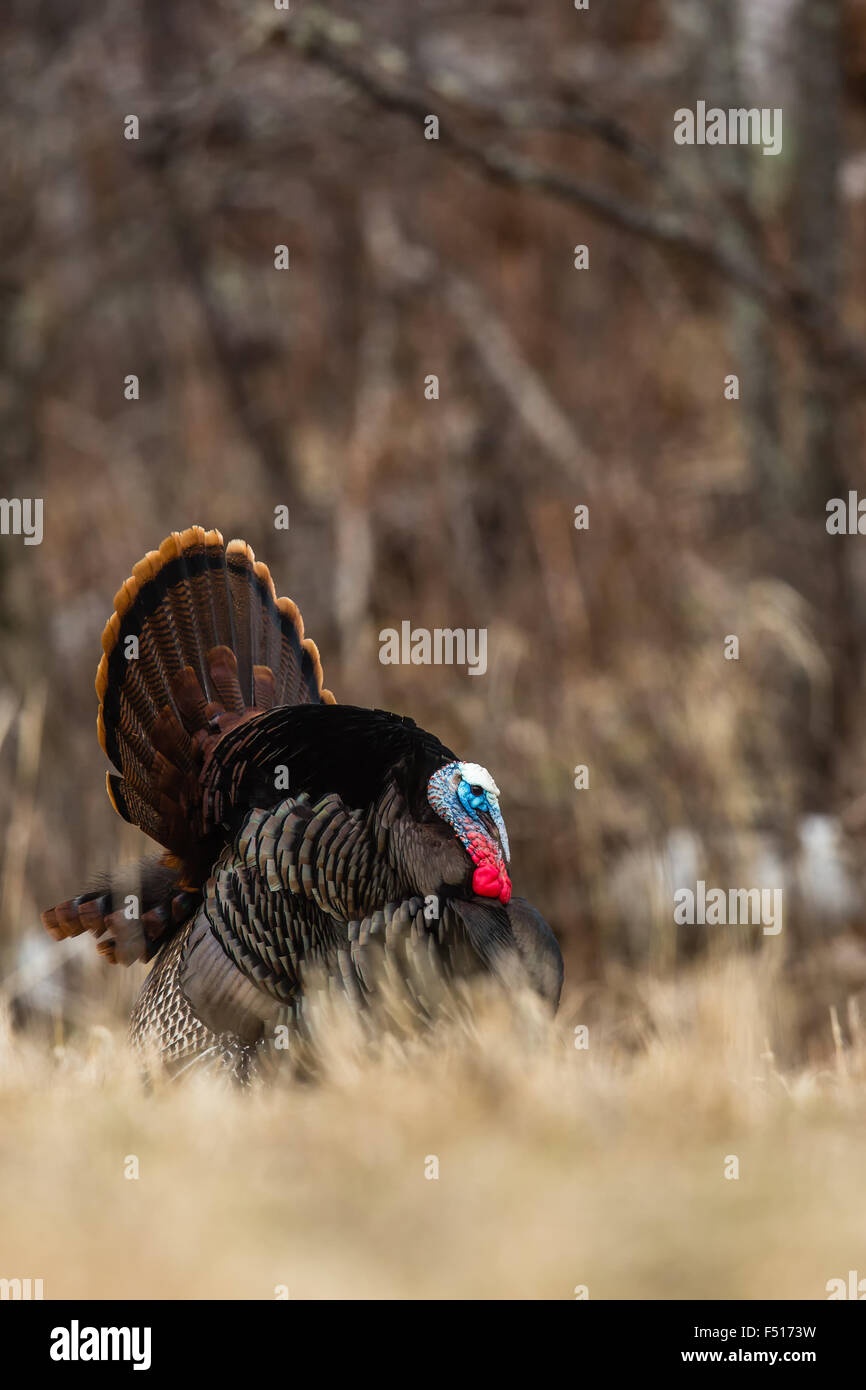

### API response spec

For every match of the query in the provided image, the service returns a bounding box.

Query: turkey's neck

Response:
[380,776,473,903]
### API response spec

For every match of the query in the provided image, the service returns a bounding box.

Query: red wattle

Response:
[472,862,512,904]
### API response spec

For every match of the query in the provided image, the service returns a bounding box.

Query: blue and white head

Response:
[427,760,511,903]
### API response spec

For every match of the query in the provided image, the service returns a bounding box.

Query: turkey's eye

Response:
[469,784,484,797]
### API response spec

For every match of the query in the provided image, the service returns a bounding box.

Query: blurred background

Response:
[2,0,866,1061]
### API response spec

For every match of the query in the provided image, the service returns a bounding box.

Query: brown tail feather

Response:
[96,527,335,862]
[41,857,202,964]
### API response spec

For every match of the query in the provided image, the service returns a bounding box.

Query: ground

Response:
[1,955,863,1301]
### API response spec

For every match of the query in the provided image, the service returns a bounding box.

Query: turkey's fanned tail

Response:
[95,527,335,859]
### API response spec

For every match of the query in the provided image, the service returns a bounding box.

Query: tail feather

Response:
[41,860,202,965]
[95,527,335,862]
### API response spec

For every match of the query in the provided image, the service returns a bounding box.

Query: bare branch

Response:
[279,7,866,385]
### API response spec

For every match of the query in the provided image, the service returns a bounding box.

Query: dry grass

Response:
[1,954,864,1301]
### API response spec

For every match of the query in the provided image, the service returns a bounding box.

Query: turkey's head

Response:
[427,761,511,904]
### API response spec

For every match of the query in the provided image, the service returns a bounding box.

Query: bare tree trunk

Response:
[698,0,785,524]
[791,0,853,799]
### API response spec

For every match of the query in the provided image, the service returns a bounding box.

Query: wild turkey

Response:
[42,527,563,1074]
